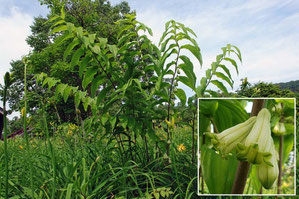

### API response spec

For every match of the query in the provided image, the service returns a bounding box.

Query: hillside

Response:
[276,80,299,93]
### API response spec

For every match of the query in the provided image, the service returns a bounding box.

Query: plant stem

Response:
[192,111,195,164]
[23,60,34,198]
[277,104,284,194]
[277,135,283,194]
[3,83,9,199]
[231,99,264,194]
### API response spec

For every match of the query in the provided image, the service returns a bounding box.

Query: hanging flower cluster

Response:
[206,108,279,189]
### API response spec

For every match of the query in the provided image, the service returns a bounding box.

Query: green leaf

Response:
[108,45,118,58]
[82,68,97,89]
[96,86,111,105]
[63,86,72,103]
[55,84,67,99]
[53,32,73,47]
[79,55,92,78]
[64,38,80,60]
[224,57,239,74]
[214,72,233,89]
[181,44,202,66]
[50,25,67,34]
[48,78,60,90]
[211,80,228,95]
[218,64,232,80]
[71,47,85,70]
[201,146,238,194]
[175,88,186,106]
[231,45,242,62]
[91,75,105,97]
[179,55,196,87]
[177,76,195,90]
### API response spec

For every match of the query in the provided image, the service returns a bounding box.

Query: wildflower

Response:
[177,144,186,152]
[206,116,256,157]
[19,145,23,150]
[236,108,274,166]
[165,116,175,129]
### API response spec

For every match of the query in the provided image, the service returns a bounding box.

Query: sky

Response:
[0,0,298,95]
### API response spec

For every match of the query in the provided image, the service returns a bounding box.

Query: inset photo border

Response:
[197,98,296,196]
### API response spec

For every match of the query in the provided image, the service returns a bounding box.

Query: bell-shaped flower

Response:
[206,116,256,157]
[236,108,274,166]
[273,122,286,136]
[256,139,279,189]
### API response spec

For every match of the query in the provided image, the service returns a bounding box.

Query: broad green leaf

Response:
[201,146,238,194]
[108,45,118,58]
[175,88,186,106]
[218,64,232,80]
[71,47,85,69]
[214,72,233,89]
[64,38,80,60]
[179,55,196,87]
[181,44,202,66]
[232,45,242,62]
[50,25,67,34]
[53,32,73,47]
[79,55,92,78]
[199,100,218,118]
[55,84,67,99]
[48,78,60,90]
[96,86,111,105]
[63,86,72,103]
[224,57,239,74]
[91,75,105,97]
[82,68,97,89]
[177,76,195,90]
[211,80,228,95]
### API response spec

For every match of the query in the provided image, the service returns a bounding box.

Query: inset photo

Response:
[197,98,296,196]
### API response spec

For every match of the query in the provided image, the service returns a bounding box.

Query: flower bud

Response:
[256,139,279,189]
[236,108,273,166]
[206,116,256,157]
[272,122,286,136]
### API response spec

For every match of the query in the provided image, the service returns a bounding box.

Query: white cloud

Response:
[132,0,299,94]
[0,7,33,85]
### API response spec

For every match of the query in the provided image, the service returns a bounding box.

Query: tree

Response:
[237,81,294,97]
[1,0,132,125]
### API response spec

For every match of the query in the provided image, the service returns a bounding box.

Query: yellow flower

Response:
[19,145,23,150]
[177,144,186,152]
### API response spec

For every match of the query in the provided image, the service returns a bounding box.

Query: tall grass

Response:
[0,124,197,198]
[3,72,10,198]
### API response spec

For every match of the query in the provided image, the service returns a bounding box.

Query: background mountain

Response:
[276,80,299,93]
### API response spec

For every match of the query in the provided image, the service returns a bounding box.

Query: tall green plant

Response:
[3,72,12,199]
[22,58,34,197]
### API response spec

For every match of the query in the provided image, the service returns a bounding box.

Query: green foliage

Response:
[0,2,249,197]
[237,81,294,97]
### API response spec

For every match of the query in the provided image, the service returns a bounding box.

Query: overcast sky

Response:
[0,0,298,91]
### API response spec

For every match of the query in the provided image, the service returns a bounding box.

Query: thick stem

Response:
[231,99,264,194]
[277,104,284,194]
[277,135,283,194]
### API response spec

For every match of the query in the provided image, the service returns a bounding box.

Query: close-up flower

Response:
[206,116,256,157]
[236,108,274,166]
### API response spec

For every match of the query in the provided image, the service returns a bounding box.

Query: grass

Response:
[0,125,198,198]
